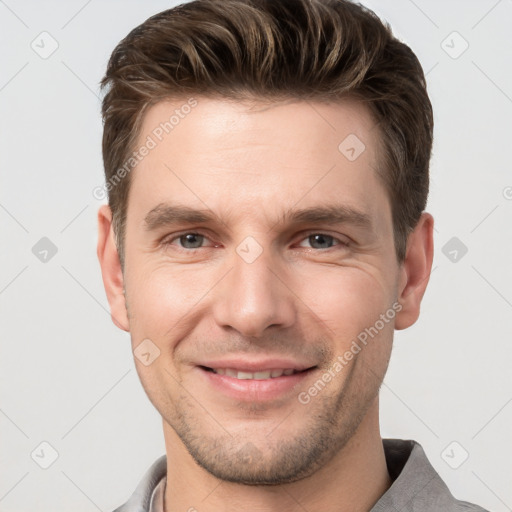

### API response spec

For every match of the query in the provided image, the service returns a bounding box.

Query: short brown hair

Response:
[100,0,433,266]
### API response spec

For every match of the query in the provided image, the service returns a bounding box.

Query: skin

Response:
[98,97,434,512]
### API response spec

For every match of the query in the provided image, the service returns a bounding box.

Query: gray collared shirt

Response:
[113,439,489,512]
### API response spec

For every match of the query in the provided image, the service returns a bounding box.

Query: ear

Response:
[395,212,434,330]
[97,205,130,331]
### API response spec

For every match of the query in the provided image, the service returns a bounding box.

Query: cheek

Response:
[125,262,214,340]
[295,265,393,339]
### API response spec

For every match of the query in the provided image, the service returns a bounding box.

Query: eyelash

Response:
[161,231,350,252]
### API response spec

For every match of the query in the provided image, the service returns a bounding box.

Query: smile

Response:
[203,367,303,380]
[197,364,316,402]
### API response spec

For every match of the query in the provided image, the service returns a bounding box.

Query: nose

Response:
[211,244,297,338]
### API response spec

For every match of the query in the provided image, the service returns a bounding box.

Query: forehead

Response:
[128,96,389,228]
[139,96,380,164]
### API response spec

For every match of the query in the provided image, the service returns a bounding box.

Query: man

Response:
[97,0,489,510]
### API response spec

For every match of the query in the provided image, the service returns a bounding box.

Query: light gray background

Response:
[1,0,511,510]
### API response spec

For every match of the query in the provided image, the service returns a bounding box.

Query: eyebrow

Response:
[143,203,373,232]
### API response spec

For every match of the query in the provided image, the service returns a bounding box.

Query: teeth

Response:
[211,368,298,379]
[254,371,271,379]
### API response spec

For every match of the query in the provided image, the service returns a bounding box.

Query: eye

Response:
[164,232,214,250]
[297,233,348,250]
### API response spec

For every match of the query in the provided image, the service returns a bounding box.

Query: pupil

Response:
[310,234,332,249]
[181,233,203,248]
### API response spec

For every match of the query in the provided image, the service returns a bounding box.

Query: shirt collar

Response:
[370,439,457,511]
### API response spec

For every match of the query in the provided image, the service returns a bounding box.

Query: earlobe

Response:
[394,212,434,330]
[97,205,130,332]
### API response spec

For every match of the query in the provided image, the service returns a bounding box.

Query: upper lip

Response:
[197,358,317,372]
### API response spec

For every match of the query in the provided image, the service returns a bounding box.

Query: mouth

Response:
[200,366,309,380]
[196,363,317,402]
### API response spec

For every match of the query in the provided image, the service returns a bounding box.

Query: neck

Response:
[162,397,391,512]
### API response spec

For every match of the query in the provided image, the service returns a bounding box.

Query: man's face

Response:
[116,97,404,484]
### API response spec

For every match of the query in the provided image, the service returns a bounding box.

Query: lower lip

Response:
[197,367,315,402]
